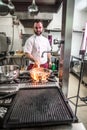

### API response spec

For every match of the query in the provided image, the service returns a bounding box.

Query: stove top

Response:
[0,72,59,92]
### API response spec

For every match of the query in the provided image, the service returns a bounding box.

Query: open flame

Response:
[29,67,50,82]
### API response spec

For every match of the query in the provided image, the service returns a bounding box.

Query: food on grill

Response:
[29,67,51,82]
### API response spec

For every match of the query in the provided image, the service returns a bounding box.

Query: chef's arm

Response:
[47,53,52,68]
[24,52,40,66]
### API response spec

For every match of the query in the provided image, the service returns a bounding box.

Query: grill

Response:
[0,71,58,91]
[3,87,76,129]
[0,71,57,84]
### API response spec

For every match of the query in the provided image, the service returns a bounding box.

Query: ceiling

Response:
[3,0,63,13]
[3,0,63,28]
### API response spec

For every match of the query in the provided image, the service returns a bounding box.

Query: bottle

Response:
[52,62,56,71]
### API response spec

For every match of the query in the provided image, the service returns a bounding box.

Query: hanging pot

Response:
[28,0,39,16]
[0,0,9,16]
[8,0,15,15]
[0,0,15,16]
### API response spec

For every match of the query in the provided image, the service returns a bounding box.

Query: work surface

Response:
[2,123,86,130]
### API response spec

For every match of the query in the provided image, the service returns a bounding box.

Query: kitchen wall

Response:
[0,14,25,52]
[47,2,87,56]
[0,0,87,56]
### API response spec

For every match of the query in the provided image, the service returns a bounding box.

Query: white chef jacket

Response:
[24,34,51,64]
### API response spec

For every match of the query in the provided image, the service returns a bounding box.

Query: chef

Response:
[24,19,52,70]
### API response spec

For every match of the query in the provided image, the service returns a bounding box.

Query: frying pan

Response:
[29,67,52,82]
[0,65,20,82]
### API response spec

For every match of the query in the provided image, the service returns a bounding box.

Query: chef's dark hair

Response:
[33,19,43,25]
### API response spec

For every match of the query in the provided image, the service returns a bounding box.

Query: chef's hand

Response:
[33,60,40,68]
[48,61,52,69]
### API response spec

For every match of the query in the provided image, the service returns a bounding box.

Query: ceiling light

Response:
[28,0,39,16]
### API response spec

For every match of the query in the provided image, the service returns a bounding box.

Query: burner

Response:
[19,72,57,82]
[0,72,58,89]
[2,72,56,84]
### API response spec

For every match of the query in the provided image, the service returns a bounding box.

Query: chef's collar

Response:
[34,34,42,38]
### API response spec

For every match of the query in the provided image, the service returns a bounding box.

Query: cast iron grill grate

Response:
[4,87,75,128]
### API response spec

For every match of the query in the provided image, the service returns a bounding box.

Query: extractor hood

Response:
[16,12,53,28]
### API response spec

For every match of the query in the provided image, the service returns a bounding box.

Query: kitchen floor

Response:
[68,73,87,129]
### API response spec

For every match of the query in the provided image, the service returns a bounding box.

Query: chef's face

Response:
[34,22,43,36]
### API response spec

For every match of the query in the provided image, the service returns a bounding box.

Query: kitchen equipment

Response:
[0,0,9,16]
[9,51,14,56]
[3,87,76,129]
[8,0,15,15]
[79,23,87,55]
[0,69,57,90]
[0,65,20,82]
[28,0,39,16]
[29,67,51,82]
[0,33,8,54]
[0,51,6,58]
[0,70,58,106]
[0,0,15,16]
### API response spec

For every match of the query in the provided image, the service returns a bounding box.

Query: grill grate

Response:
[4,87,76,128]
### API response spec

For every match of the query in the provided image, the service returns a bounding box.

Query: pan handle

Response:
[0,91,17,100]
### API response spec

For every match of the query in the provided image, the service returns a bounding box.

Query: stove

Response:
[0,72,77,129]
[0,71,59,121]
[0,71,58,92]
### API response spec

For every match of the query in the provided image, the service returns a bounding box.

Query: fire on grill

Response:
[29,67,51,82]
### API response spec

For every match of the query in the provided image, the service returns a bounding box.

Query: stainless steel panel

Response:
[0,33,8,53]
[60,0,75,96]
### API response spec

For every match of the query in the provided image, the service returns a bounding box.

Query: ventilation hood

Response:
[16,12,53,28]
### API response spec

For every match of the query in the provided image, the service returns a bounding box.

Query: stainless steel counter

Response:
[11,123,86,130]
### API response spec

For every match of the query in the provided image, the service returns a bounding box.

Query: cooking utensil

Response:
[0,65,20,82]
[29,67,51,82]
[0,91,17,100]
